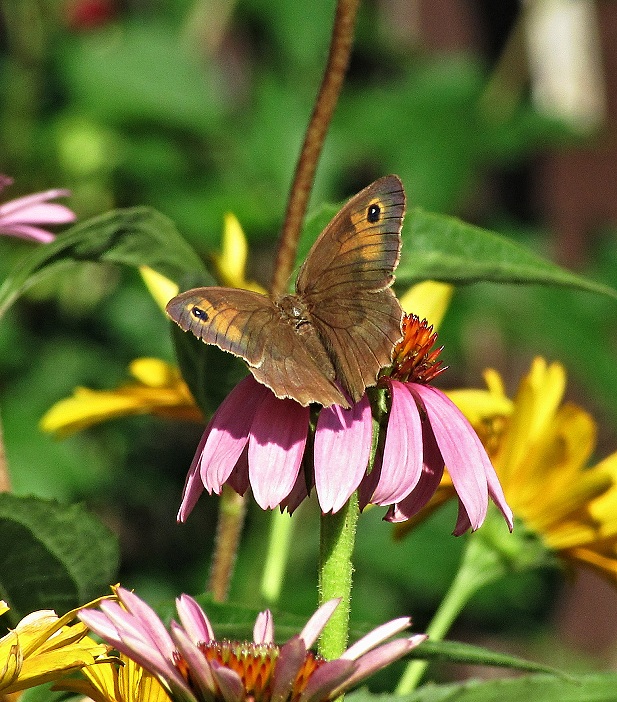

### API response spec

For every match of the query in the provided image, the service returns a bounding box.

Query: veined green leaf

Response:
[0,207,210,318]
[398,208,617,298]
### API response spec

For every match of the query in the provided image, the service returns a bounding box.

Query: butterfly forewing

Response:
[296,175,405,402]
[166,287,347,407]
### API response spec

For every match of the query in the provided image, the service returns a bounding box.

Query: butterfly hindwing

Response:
[295,175,405,402]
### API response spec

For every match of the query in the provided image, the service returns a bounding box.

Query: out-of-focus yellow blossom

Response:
[399,281,453,330]
[139,266,180,313]
[0,600,109,694]
[398,357,617,584]
[213,213,266,293]
[40,358,203,438]
[56,652,171,702]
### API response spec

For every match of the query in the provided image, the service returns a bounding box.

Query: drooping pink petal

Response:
[314,394,372,513]
[385,421,444,523]
[410,383,492,530]
[177,430,208,522]
[279,462,311,514]
[371,381,423,505]
[225,444,250,496]
[199,376,269,493]
[253,609,274,644]
[271,636,307,702]
[248,395,309,509]
[298,599,340,649]
[341,617,412,660]
[176,594,214,644]
[486,459,514,531]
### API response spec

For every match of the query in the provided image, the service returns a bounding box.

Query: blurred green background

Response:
[2,0,617,682]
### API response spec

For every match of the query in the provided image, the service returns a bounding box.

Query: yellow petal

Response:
[0,602,9,617]
[446,388,513,427]
[214,214,266,293]
[129,358,182,388]
[398,281,454,330]
[40,360,202,438]
[139,266,180,313]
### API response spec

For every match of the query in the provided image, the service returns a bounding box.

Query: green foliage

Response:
[0,494,119,625]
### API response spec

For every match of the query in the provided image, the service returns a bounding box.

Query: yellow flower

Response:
[399,357,617,584]
[0,601,109,694]
[40,358,203,438]
[399,281,454,330]
[56,653,171,702]
[213,213,266,293]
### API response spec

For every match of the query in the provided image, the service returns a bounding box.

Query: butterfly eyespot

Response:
[191,306,208,321]
[367,203,381,223]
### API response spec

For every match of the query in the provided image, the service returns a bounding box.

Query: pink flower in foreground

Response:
[79,587,426,702]
[179,313,512,535]
[0,174,76,243]
[371,315,513,535]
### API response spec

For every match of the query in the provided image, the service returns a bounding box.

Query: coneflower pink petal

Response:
[341,617,412,660]
[210,660,245,702]
[385,421,444,523]
[330,637,426,697]
[0,224,57,243]
[200,376,269,493]
[115,588,177,658]
[279,463,311,514]
[0,199,76,224]
[314,395,372,513]
[298,599,340,649]
[271,636,307,702]
[371,382,423,505]
[298,659,357,702]
[410,384,491,530]
[486,460,514,531]
[177,430,208,522]
[176,594,214,644]
[171,623,217,698]
[248,396,309,509]
[253,609,274,644]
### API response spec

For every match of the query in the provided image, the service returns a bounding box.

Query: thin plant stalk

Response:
[260,509,296,604]
[207,486,247,601]
[270,0,361,298]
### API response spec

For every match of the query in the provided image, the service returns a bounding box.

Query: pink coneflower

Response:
[79,587,426,702]
[179,314,512,535]
[0,175,76,243]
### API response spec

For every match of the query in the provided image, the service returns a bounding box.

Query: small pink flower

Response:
[79,587,426,702]
[0,175,76,243]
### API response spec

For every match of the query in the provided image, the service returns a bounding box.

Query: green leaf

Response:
[19,683,72,702]
[407,639,564,677]
[0,207,210,318]
[345,673,617,702]
[0,494,119,624]
[398,208,617,298]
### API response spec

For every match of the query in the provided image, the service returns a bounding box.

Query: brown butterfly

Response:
[166,175,405,409]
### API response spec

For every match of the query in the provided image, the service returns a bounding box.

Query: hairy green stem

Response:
[318,493,359,659]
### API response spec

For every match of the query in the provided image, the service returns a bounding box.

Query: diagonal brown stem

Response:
[0,412,11,493]
[270,0,361,298]
[208,486,246,600]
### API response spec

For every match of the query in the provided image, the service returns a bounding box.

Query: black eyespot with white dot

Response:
[191,306,208,321]
[367,203,381,223]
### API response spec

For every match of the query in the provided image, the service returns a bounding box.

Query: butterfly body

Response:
[167,175,406,408]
